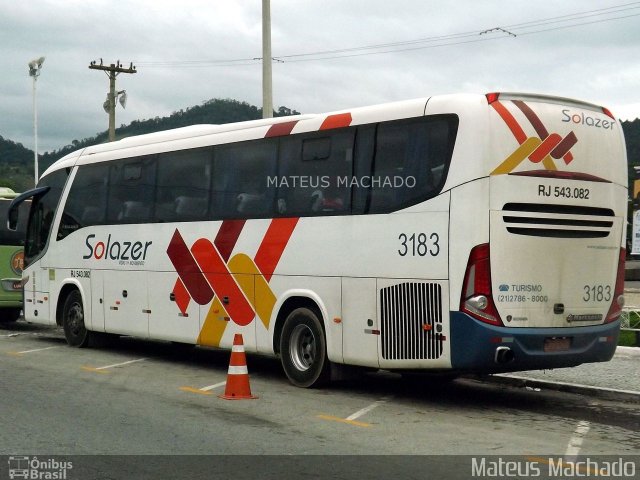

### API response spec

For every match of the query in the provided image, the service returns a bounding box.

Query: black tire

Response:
[0,308,21,323]
[62,290,90,347]
[280,307,330,388]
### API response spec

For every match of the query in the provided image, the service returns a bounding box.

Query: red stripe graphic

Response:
[214,220,246,262]
[254,218,299,281]
[550,131,577,163]
[168,219,299,321]
[265,121,299,138]
[320,113,352,131]
[491,100,579,172]
[528,133,562,163]
[191,238,255,326]
[172,278,191,315]
[513,100,549,139]
[491,101,527,144]
[167,229,214,305]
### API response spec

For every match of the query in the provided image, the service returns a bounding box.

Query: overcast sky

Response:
[2,0,639,153]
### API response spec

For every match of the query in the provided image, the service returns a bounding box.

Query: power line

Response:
[133,2,640,67]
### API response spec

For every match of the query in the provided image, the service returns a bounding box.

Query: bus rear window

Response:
[357,115,457,214]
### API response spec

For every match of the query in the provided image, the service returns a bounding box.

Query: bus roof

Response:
[40,92,620,179]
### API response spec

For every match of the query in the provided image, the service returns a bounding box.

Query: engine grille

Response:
[380,282,444,360]
[502,203,614,238]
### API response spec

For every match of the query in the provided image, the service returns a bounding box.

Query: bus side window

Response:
[107,156,156,224]
[212,139,277,219]
[277,129,354,217]
[58,163,108,240]
[156,148,211,222]
[366,116,456,214]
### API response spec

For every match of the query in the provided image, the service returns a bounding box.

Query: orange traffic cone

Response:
[219,334,258,400]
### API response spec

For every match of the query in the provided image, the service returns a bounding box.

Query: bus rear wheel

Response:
[62,290,90,347]
[280,307,330,388]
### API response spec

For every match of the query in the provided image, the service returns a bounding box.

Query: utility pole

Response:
[262,0,273,119]
[89,60,137,141]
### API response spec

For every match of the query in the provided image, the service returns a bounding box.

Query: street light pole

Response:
[28,56,45,186]
[262,0,273,119]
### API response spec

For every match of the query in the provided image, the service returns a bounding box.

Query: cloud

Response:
[1,0,638,152]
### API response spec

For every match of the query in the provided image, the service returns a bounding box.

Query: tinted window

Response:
[107,156,156,224]
[57,163,109,240]
[212,140,277,219]
[277,129,354,216]
[156,149,211,222]
[25,169,68,264]
[364,116,457,214]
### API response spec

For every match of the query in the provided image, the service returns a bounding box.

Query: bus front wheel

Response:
[280,307,330,388]
[62,290,90,348]
[0,308,21,323]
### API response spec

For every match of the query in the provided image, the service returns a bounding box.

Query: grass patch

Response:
[619,330,639,347]
[619,310,640,346]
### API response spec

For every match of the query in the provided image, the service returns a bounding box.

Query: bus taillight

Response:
[605,248,625,323]
[460,243,503,326]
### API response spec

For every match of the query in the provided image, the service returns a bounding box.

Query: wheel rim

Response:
[67,301,84,337]
[289,323,317,372]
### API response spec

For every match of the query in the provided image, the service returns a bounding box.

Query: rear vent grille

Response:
[502,203,614,239]
[380,282,444,360]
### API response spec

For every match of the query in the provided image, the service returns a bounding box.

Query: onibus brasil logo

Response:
[8,456,72,479]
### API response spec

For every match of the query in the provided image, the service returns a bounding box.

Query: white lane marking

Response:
[200,381,227,392]
[565,420,591,460]
[91,358,147,370]
[12,346,60,354]
[0,333,21,338]
[346,396,391,421]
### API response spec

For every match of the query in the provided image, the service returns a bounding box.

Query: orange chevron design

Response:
[490,100,578,175]
[168,218,298,347]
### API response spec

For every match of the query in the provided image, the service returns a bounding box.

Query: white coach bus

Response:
[8,92,627,387]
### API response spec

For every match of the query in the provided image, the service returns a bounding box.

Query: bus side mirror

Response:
[7,206,18,231]
[6,185,50,232]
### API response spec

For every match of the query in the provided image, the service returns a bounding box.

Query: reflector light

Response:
[486,92,500,104]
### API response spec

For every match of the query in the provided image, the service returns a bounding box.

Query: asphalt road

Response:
[1,321,639,479]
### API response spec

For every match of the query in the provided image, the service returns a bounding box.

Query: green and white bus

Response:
[0,187,27,322]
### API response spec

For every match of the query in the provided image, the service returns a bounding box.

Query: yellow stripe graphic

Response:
[491,137,541,175]
[228,253,277,329]
[195,254,279,346]
[198,297,229,347]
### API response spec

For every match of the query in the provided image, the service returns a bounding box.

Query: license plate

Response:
[544,337,571,352]
[11,281,22,290]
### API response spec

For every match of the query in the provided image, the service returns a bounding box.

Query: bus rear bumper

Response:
[449,312,620,372]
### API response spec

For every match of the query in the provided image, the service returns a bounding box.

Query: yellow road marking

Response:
[7,346,60,356]
[180,386,214,395]
[316,414,371,428]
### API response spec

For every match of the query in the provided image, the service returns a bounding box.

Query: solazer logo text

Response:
[83,233,152,261]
